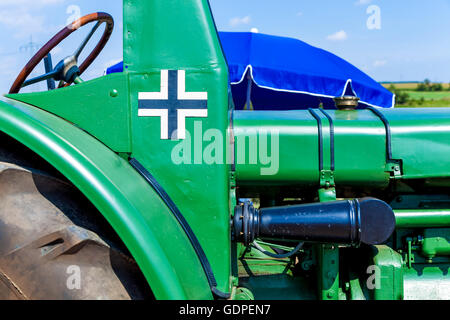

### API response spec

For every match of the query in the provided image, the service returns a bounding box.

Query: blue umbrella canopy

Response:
[107,32,394,110]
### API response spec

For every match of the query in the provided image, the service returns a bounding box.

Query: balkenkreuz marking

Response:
[138,70,208,140]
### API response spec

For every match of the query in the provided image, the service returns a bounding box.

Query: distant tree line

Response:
[388,85,411,105]
[416,79,445,92]
[388,79,450,105]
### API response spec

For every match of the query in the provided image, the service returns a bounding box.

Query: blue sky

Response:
[1,0,450,93]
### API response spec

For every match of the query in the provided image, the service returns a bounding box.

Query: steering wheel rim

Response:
[9,12,114,94]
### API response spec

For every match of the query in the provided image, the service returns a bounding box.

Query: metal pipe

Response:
[257,200,362,244]
[233,198,396,246]
[394,210,450,228]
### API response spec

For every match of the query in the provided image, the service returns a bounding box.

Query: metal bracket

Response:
[309,108,336,189]
[320,170,335,188]
[385,160,402,178]
[405,237,416,268]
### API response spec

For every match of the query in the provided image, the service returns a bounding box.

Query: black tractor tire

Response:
[0,133,153,300]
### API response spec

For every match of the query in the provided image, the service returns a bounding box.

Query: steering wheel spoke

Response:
[74,21,102,60]
[22,70,59,88]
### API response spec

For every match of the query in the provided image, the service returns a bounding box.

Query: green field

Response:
[383,82,450,108]
[399,99,450,108]
[404,91,450,100]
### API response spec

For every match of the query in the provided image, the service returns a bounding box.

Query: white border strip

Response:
[177,109,208,139]
[139,70,169,100]
[138,109,169,139]
[177,70,208,100]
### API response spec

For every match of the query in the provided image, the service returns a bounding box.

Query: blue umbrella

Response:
[107,32,394,110]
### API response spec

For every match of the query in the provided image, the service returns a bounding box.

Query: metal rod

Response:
[74,21,101,59]
[73,76,84,85]
[22,70,58,88]
[394,210,450,228]
[245,72,252,110]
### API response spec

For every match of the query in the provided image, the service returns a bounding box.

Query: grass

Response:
[383,82,450,108]
[405,91,450,100]
[397,99,450,108]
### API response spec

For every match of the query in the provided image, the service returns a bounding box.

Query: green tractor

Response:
[0,0,449,300]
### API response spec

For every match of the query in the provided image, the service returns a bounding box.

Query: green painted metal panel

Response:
[234,107,450,189]
[330,110,388,187]
[239,275,317,300]
[233,110,389,188]
[124,0,232,294]
[316,189,340,300]
[0,97,211,300]
[123,0,222,72]
[317,244,340,300]
[234,110,319,185]
[6,73,131,152]
[385,108,450,179]
[369,245,404,300]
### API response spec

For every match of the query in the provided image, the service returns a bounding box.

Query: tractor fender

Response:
[0,97,212,300]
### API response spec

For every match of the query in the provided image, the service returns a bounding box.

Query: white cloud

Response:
[0,0,65,39]
[327,30,348,41]
[0,0,66,92]
[250,28,259,33]
[355,0,373,5]
[373,60,388,67]
[0,0,64,7]
[0,11,46,38]
[229,16,251,27]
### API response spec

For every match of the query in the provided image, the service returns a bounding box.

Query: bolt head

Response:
[110,89,119,97]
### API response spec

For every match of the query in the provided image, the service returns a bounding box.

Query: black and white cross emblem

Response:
[138,70,208,140]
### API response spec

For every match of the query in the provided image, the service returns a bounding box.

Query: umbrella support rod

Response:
[245,72,252,110]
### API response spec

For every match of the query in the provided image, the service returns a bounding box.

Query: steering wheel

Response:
[9,12,114,94]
